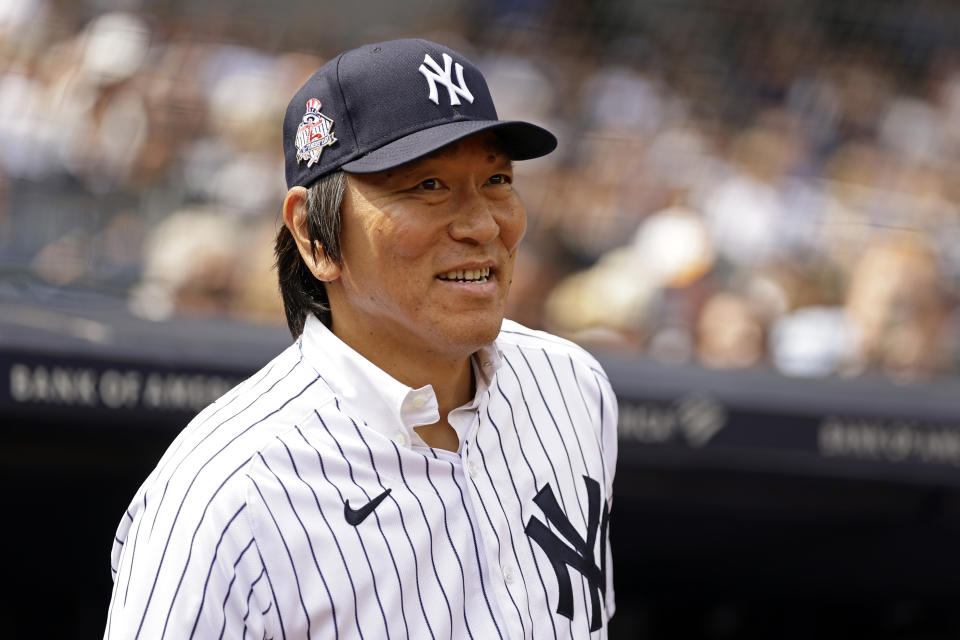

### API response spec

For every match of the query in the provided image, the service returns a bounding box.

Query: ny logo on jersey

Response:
[525,476,609,631]
[418,53,474,106]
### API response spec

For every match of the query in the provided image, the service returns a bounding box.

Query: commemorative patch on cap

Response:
[295,98,336,167]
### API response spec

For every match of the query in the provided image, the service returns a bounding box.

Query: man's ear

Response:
[283,186,342,281]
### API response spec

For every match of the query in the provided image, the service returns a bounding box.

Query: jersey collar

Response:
[297,315,503,449]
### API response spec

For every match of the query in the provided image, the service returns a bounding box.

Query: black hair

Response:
[274,170,346,337]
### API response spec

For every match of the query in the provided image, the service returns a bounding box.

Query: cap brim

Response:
[341,120,557,174]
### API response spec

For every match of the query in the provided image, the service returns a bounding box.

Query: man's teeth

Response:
[438,267,491,282]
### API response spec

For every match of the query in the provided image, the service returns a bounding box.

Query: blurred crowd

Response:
[2,0,960,381]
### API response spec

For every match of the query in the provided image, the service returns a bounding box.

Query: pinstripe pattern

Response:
[106,317,617,639]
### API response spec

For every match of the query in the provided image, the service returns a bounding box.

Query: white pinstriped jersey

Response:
[105,316,617,639]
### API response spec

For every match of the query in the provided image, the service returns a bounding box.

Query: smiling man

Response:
[105,39,618,639]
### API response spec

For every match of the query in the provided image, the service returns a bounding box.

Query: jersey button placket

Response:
[466,458,480,478]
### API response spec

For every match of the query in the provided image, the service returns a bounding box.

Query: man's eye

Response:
[488,174,512,185]
[418,178,441,191]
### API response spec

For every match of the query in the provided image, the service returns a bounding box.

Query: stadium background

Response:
[2,0,960,636]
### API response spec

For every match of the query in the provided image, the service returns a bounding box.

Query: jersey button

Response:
[392,431,409,447]
[411,394,427,408]
[466,459,479,478]
[503,564,516,584]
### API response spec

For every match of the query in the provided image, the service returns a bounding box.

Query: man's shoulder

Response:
[142,342,335,500]
[497,319,609,380]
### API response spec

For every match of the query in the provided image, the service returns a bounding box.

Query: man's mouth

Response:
[436,267,491,283]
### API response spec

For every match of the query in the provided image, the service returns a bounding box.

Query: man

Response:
[106,39,617,639]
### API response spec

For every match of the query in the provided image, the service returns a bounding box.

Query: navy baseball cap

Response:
[283,38,557,189]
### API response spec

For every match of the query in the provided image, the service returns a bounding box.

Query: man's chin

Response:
[432,317,503,356]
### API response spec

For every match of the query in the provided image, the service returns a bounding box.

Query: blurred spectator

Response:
[128,206,241,321]
[696,292,765,370]
[770,306,859,377]
[845,232,950,380]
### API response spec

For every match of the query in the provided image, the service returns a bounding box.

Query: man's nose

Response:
[448,191,501,245]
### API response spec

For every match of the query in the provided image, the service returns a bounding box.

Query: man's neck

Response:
[329,323,477,451]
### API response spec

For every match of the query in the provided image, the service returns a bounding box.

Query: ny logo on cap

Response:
[419,53,474,106]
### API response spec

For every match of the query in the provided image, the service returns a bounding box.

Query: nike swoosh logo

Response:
[344,488,392,526]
